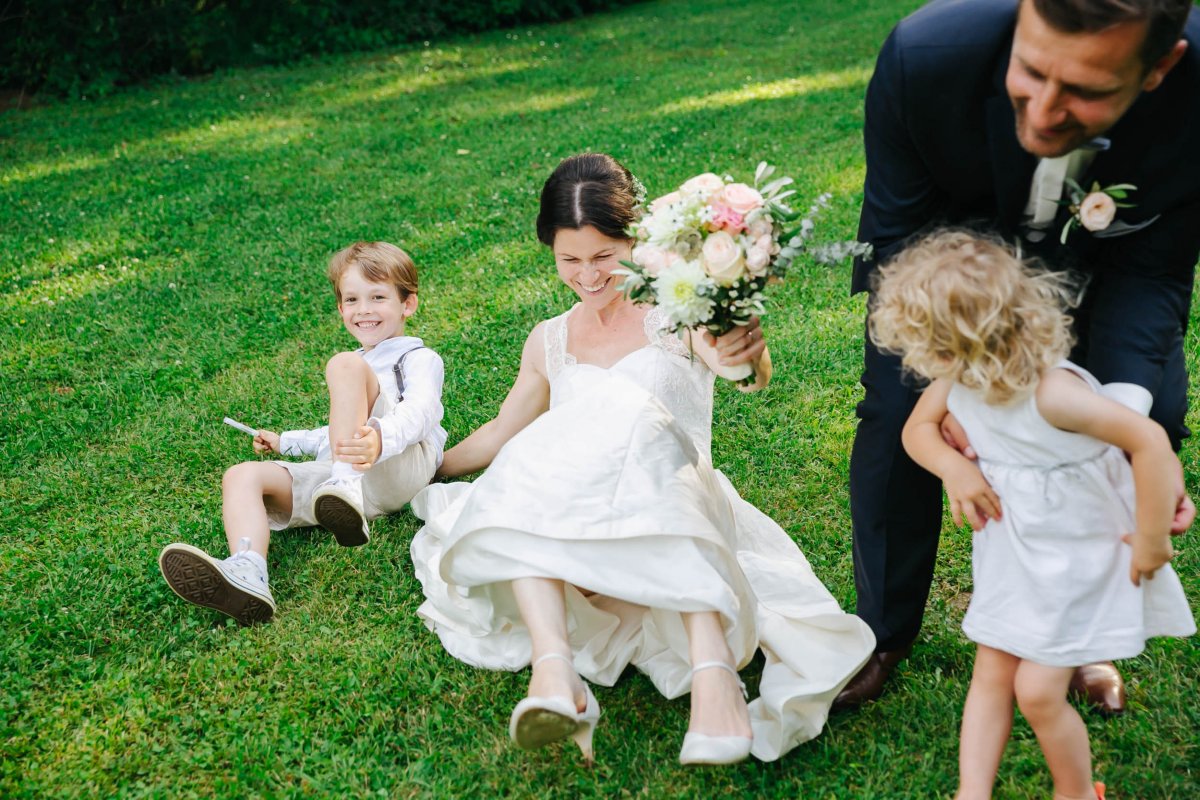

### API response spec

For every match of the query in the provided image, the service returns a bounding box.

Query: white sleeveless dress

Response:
[948,362,1195,667]
[409,305,875,760]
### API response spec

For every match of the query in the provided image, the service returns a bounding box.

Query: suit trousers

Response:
[849,268,1191,653]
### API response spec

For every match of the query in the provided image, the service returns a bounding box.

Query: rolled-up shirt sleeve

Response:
[368,348,445,461]
[279,426,327,458]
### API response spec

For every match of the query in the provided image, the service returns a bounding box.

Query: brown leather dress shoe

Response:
[1069,661,1126,716]
[832,645,913,711]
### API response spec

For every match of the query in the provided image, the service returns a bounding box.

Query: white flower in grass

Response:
[654,259,715,327]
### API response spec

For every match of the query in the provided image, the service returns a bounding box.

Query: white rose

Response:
[747,216,773,239]
[716,183,764,216]
[680,172,725,197]
[745,246,771,276]
[1079,192,1117,231]
[700,231,746,285]
[632,243,678,276]
[649,190,682,214]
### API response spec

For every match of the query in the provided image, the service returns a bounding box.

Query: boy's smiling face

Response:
[337,264,417,350]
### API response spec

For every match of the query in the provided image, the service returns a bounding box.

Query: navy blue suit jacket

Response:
[854,0,1200,326]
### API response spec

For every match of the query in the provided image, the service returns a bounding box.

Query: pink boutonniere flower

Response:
[1059,179,1137,244]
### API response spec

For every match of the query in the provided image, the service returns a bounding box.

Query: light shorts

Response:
[268,391,440,531]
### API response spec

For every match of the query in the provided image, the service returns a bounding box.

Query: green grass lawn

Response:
[2,0,1197,796]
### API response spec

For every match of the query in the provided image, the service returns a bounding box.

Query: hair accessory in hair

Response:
[630,174,648,210]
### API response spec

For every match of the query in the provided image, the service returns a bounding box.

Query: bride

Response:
[410,153,875,764]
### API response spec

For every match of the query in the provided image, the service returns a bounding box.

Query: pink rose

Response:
[681,172,725,196]
[1079,192,1116,231]
[632,243,678,276]
[649,190,682,214]
[716,183,764,216]
[700,231,746,285]
[709,203,746,234]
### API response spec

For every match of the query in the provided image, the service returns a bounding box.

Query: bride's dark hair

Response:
[536,153,640,246]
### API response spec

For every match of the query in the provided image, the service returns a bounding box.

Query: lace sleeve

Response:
[644,307,695,359]
[543,311,570,380]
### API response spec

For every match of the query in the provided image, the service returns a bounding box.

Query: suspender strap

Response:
[392,346,426,402]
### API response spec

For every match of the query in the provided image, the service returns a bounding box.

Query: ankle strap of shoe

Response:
[531,652,574,669]
[691,660,748,699]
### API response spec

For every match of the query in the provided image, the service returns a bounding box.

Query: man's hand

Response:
[253,430,281,455]
[940,412,977,460]
[943,464,1001,531]
[335,425,382,472]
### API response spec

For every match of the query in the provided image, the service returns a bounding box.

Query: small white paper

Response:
[223,417,258,436]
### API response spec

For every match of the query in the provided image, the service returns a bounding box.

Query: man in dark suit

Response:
[840,0,1199,712]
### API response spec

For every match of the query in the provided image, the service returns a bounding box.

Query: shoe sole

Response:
[159,547,275,625]
[513,709,580,750]
[313,494,369,547]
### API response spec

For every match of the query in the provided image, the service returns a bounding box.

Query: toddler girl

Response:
[870,230,1195,800]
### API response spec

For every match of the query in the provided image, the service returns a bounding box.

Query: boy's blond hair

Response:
[869,230,1081,404]
[328,241,418,301]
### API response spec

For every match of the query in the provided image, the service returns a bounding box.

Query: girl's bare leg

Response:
[1014,661,1094,800]
[512,577,586,712]
[221,461,293,557]
[682,610,752,738]
[956,645,1020,800]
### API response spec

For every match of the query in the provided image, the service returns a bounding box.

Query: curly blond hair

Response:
[869,231,1082,404]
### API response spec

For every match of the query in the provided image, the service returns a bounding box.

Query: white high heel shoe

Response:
[679,660,753,766]
[508,652,601,763]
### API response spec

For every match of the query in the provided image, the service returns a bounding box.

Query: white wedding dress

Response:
[410,305,875,760]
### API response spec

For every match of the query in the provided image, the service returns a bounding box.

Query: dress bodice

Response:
[946,361,1111,469]
[543,305,716,459]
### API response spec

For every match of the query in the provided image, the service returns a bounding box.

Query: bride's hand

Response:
[704,317,766,366]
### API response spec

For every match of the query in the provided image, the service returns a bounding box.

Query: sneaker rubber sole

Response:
[313,494,370,547]
[159,545,275,625]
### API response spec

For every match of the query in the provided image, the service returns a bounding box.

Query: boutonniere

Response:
[1059,179,1136,244]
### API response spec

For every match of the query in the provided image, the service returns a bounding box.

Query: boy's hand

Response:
[1123,533,1175,586]
[336,425,382,472]
[254,430,281,454]
[944,465,1001,532]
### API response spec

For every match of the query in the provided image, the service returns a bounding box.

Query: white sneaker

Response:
[159,538,275,625]
[311,476,370,547]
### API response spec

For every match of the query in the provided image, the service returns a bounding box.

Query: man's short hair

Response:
[1030,0,1191,67]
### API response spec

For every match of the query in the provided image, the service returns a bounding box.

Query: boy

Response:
[159,241,445,624]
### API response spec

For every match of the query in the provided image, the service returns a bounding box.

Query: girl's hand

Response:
[944,465,1002,531]
[1123,533,1176,586]
[704,316,766,366]
[335,425,382,472]
[254,430,281,454]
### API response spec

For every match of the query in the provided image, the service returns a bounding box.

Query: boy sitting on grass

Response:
[159,241,446,624]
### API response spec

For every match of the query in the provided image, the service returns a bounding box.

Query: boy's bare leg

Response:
[221,461,294,557]
[956,644,1019,800]
[325,352,380,467]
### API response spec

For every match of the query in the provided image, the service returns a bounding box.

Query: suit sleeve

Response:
[1079,197,1200,391]
[853,28,941,293]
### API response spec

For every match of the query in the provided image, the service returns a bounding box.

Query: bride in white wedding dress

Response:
[410,153,875,764]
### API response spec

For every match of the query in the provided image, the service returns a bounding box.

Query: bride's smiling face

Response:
[552,225,633,309]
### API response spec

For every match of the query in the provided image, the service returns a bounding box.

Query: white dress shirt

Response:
[279,336,447,465]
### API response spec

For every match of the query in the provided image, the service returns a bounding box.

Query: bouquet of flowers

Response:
[615,162,871,383]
